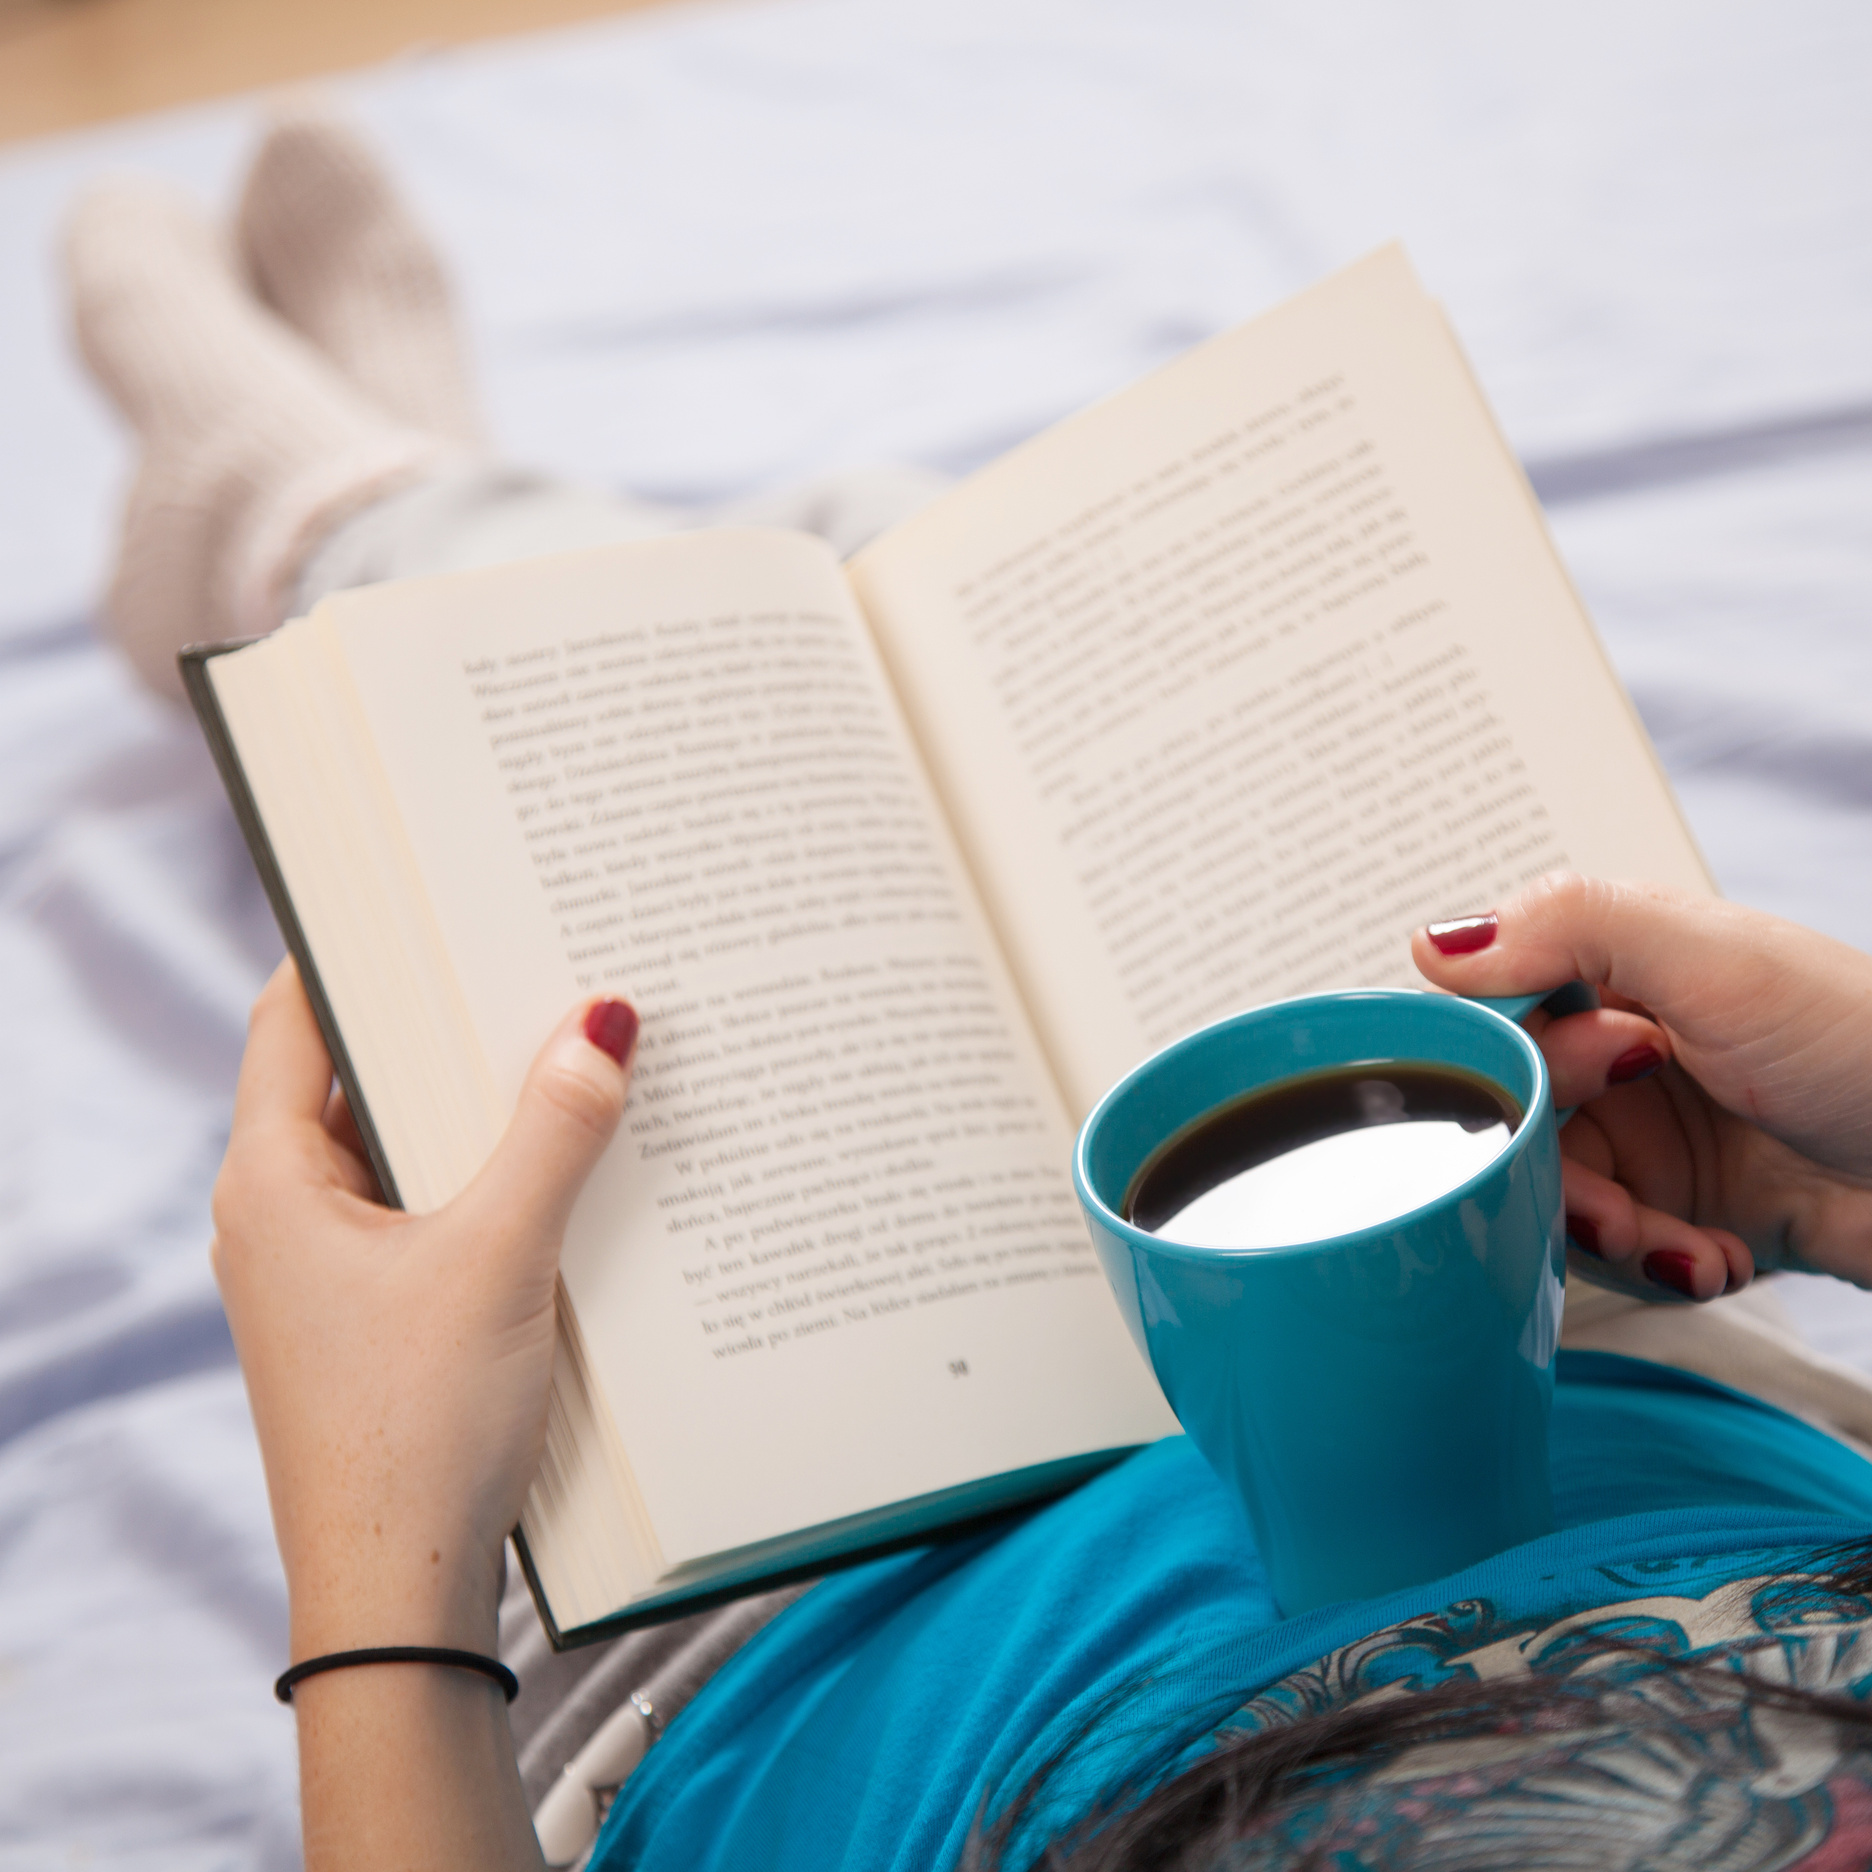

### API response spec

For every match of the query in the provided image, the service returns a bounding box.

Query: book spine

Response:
[180,643,406,1212]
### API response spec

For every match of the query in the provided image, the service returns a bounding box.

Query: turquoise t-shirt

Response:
[593,1353,1872,1871]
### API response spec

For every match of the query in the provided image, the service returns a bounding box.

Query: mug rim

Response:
[1073,987,1554,1265]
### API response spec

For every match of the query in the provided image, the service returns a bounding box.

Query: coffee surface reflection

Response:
[1124,1062,1522,1249]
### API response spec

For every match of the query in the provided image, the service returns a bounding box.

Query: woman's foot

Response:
[236,107,484,449]
[66,174,447,703]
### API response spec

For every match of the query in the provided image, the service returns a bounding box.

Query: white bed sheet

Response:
[1,1,1869,1862]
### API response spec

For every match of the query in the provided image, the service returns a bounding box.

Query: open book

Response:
[185,246,1711,1644]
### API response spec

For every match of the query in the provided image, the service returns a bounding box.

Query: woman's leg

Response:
[66,108,946,707]
[65,155,447,701]
[290,457,948,614]
[1562,1275,1872,1455]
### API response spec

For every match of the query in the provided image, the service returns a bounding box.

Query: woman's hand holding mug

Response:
[1413,873,1872,1305]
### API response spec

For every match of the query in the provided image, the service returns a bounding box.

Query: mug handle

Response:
[1469,980,1600,1126]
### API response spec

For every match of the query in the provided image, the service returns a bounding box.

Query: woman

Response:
[214,878,1872,1872]
[71,116,1872,1871]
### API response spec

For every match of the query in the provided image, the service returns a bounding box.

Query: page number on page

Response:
[948,1359,970,1378]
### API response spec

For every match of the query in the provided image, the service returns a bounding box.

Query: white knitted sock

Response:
[236,107,484,448]
[65,176,447,703]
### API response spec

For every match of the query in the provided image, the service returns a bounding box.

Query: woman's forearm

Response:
[286,1540,542,1870]
[211,969,638,1870]
[295,1662,545,1872]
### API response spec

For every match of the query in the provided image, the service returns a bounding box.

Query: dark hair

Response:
[964,1537,1872,1872]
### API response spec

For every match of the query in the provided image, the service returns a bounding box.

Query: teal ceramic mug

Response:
[1073,986,1584,1615]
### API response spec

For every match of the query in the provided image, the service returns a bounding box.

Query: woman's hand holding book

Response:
[211,960,637,1870]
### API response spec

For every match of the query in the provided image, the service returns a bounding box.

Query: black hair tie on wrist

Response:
[274,1646,520,1704]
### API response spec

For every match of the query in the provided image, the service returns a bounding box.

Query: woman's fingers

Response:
[1413,873,1732,1020]
[1561,1157,1752,1300]
[218,961,367,1245]
[320,1085,385,1202]
[1416,876,1872,1184]
[457,997,639,1257]
[1532,1006,1672,1110]
[229,958,338,1138]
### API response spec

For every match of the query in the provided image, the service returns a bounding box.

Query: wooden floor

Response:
[0,0,682,143]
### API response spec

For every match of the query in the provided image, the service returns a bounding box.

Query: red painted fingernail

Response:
[1642,1250,1698,1298]
[1425,913,1498,956]
[1608,1044,1664,1085]
[1567,1215,1603,1258]
[583,998,639,1066]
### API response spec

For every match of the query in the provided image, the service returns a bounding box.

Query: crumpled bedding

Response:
[2,1,1869,1862]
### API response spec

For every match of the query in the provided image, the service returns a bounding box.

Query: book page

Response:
[319,530,1173,1584]
[850,247,1712,1119]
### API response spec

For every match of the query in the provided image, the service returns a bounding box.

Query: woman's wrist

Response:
[261,1421,519,1661]
[289,1640,546,1872]
[286,1529,507,1662]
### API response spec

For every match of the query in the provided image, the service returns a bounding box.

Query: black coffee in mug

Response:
[1124,1062,1523,1249]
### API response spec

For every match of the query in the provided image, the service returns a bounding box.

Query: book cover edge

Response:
[180,642,408,1210]
[536,1444,1141,1648]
